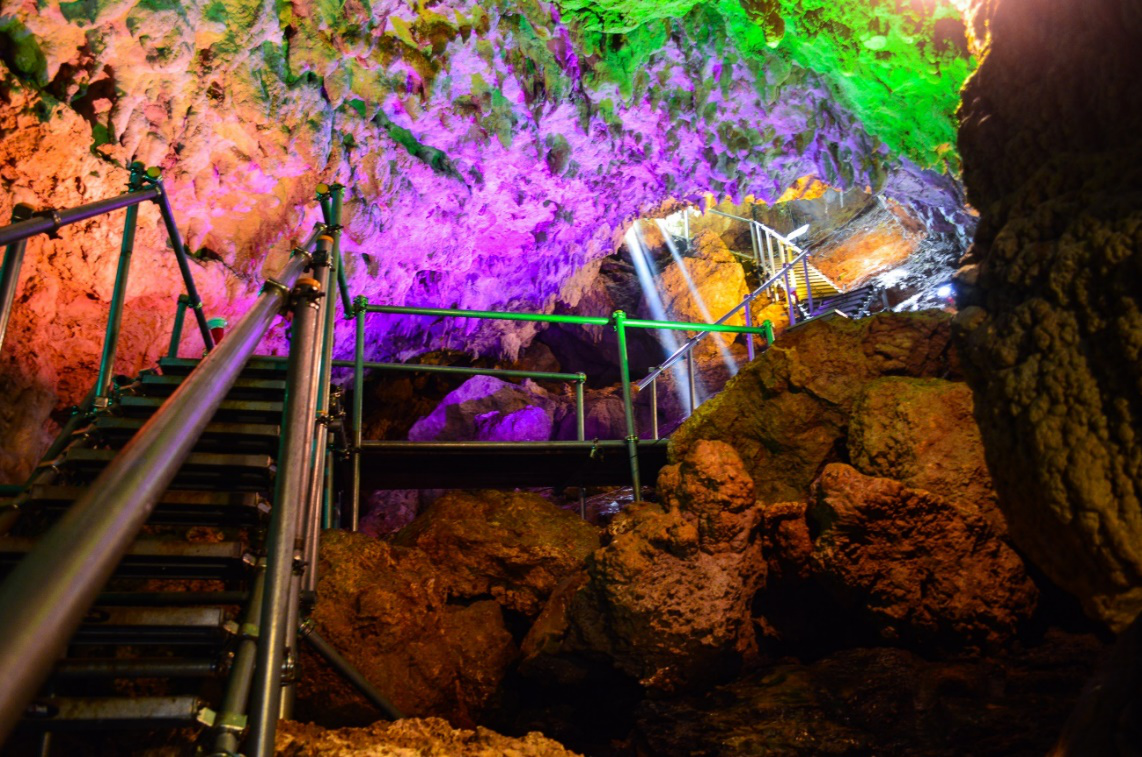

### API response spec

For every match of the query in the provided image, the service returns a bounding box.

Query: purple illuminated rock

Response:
[408,375,562,442]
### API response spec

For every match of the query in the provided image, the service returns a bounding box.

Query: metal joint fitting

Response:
[352,294,369,315]
[281,655,298,684]
[261,278,291,300]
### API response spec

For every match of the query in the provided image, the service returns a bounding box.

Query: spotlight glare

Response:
[787,224,810,241]
[936,284,953,299]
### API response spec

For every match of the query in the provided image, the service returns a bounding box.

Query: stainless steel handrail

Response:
[0,223,325,744]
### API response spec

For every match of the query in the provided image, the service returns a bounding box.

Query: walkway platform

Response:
[356,439,670,490]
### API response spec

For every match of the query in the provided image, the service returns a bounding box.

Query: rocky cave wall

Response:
[0,0,972,482]
[955,0,1142,630]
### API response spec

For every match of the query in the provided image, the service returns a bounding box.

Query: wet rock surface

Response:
[634,630,1107,757]
[956,0,1142,630]
[276,717,582,756]
[393,489,600,618]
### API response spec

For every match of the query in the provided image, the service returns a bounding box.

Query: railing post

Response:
[94,163,145,407]
[685,348,697,416]
[351,295,367,532]
[744,298,755,362]
[612,310,641,502]
[650,377,658,440]
[765,320,775,347]
[167,294,190,359]
[0,204,34,356]
[802,255,814,315]
[247,271,325,757]
[784,266,796,325]
[146,167,215,353]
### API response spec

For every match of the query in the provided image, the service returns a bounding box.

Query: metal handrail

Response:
[0,224,325,744]
[0,187,161,247]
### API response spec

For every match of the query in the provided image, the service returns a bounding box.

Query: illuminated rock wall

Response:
[0,0,971,481]
[955,0,1142,629]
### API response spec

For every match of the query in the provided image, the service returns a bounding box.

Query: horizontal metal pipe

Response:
[360,440,668,451]
[365,304,610,327]
[0,246,313,745]
[623,317,770,335]
[301,627,402,720]
[0,188,162,247]
[331,359,583,383]
[94,591,249,606]
[52,659,221,679]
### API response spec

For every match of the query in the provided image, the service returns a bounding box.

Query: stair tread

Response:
[0,536,244,560]
[26,485,261,509]
[117,395,283,422]
[52,658,222,679]
[159,355,287,378]
[81,606,226,628]
[63,448,272,469]
[24,695,202,728]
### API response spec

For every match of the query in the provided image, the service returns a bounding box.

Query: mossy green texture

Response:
[557,0,974,168]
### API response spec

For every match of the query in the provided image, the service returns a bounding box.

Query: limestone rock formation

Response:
[393,489,599,618]
[652,230,748,355]
[847,377,1003,534]
[276,717,582,756]
[955,0,1142,629]
[408,375,565,442]
[0,0,971,482]
[299,530,516,727]
[522,440,765,693]
[809,463,1037,649]
[671,311,959,503]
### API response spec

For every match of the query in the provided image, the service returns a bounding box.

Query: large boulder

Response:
[671,311,959,503]
[276,717,582,756]
[808,463,1037,650]
[956,0,1142,630]
[298,531,516,727]
[847,377,1004,534]
[393,490,599,618]
[522,440,765,693]
[409,375,564,442]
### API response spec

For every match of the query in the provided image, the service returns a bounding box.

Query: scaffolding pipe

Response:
[0,237,317,745]
[350,300,365,532]
[0,204,34,355]
[301,625,402,721]
[612,310,641,501]
[247,266,326,757]
[366,304,610,327]
[0,187,161,247]
[210,559,267,756]
[150,171,214,353]
[95,165,145,405]
[167,295,190,359]
[333,359,583,384]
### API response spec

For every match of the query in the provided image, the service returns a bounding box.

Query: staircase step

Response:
[138,373,287,401]
[23,696,203,729]
[159,355,287,380]
[118,395,283,425]
[0,537,247,580]
[72,606,228,646]
[59,449,273,491]
[84,416,281,454]
[52,658,222,680]
[26,485,265,525]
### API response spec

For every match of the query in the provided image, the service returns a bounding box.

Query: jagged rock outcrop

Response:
[521,440,765,693]
[671,311,959,503]
[809,463,1037,649]
[408,375,566,442]
[276,717,582,756]
[298,530,516,727]
[847,377,1003,534]
[955,0,1142,630]
[393,490,599,618]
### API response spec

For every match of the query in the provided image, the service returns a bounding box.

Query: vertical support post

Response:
[316,184,344,531]
[683,208,690,245]
[685,348,697,416]
[149,167,214,353]
[785,266,796,325]
[744,298,755,362]
[765,230,776,293]
[802,255,814,315]
[650,377,658,441]
[764,320,775,347]
[351,296,366,532]
[575,373,586,519]
[209,559,267,756]
[95,164,145,406]
[247,273,325,757]
[167,295,189,359]
[0,204,34,356]
[612,311,641,502]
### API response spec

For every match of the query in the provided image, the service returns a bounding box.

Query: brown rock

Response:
[393,490,599,618]
[848,377,1005,534]
[809,463,1037,649]
[671,311,958,503]
[522,440,765,692]
[298,531,516,727]
[275,717,582,756]
[955,0,1142,631]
